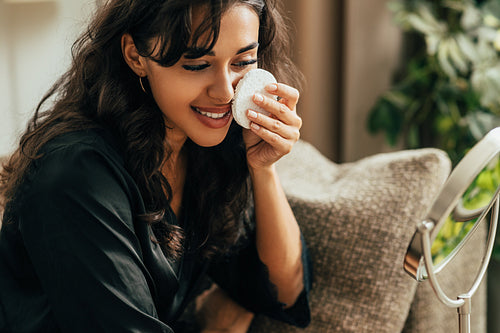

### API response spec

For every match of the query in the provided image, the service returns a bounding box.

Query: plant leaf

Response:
[466,111,500,140]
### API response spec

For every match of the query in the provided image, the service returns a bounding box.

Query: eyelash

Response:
[182,59,258,72]
[234,59,258,67]
[182,64,210,71]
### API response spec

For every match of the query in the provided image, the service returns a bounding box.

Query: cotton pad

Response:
[232,69,277,129]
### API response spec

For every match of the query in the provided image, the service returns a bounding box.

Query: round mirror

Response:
[430,153,499,271]
[404,127,500,281]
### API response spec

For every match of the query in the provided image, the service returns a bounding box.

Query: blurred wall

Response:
[286,0,403,162]
[0,1,16,157]
[283,0,342,162]
[0,0,96,156]
[342,0,403,162]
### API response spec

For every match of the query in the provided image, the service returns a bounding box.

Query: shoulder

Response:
[11,129,141,231]
[24,129,131,201]
[38,128,124,166]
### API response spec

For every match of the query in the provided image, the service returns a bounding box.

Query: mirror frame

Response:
[404,127,500,281]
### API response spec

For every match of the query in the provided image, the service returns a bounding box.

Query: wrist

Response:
[248,163,276,179]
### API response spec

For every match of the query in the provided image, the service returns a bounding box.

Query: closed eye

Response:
[182,64,211,71]
[232,59,257,67]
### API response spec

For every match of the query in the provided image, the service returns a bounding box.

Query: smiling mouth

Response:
[192,107,231,119]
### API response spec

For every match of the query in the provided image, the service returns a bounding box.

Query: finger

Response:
[264,83,300,109]
[249,122,295,156]
[253,93,301,127]
[247,110,300,142]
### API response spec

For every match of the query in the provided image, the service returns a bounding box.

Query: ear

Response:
[121,33,148,77]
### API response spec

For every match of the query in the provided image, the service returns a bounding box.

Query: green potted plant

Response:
[367,0,500,330]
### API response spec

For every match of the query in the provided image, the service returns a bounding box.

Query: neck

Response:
[163,129,187,180]
[165,124,187,156]
[162,129,187,216]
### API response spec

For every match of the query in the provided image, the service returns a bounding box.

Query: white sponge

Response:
[232,69,277,129]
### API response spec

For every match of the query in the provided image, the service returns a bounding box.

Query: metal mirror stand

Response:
[405,127,500,333]
[417,197,498,333]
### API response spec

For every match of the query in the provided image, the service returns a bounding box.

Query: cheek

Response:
[149,75,200,108]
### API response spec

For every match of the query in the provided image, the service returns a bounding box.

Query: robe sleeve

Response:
[17,143,173,332]
[207,205,312,328]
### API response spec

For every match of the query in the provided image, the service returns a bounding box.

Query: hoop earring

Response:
[139,76,147,94]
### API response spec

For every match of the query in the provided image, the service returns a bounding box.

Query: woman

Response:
[0,0,311,332]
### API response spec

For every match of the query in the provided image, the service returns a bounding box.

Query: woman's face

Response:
[144,4,260,148]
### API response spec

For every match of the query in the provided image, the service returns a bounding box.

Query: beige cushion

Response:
[250,140,451,332]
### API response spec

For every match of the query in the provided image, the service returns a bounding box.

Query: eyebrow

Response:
[184,42,259,59]
[236,42,259,54]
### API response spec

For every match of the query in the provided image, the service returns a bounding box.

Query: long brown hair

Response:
[0,0,302,259]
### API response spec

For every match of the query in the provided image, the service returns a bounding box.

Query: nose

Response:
[207,69,239,104]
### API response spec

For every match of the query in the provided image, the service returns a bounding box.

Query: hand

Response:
[195,284,254,333]
[242,83,302,171]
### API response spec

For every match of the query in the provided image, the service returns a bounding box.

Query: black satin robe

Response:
[0,129,311,332]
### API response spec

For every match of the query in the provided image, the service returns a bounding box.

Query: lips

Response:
[193,107,230,119]
[193,106,231,117]
[191,105,232,129]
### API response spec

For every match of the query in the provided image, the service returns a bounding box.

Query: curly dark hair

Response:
[0,0,302,259]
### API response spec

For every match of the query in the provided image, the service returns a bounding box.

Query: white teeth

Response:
[195,107,227,119]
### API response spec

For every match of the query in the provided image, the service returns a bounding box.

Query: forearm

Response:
[250,164,304,307]
[196,284,254,333]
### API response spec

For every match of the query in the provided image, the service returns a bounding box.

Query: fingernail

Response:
[250,123,260,131]
[248,110,257,118]
[254,94,263,102]
[267,83,278,91]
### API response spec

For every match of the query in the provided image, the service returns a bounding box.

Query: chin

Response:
[190,131,229,148]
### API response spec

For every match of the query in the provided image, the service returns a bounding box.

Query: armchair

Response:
[249,140,487,333]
